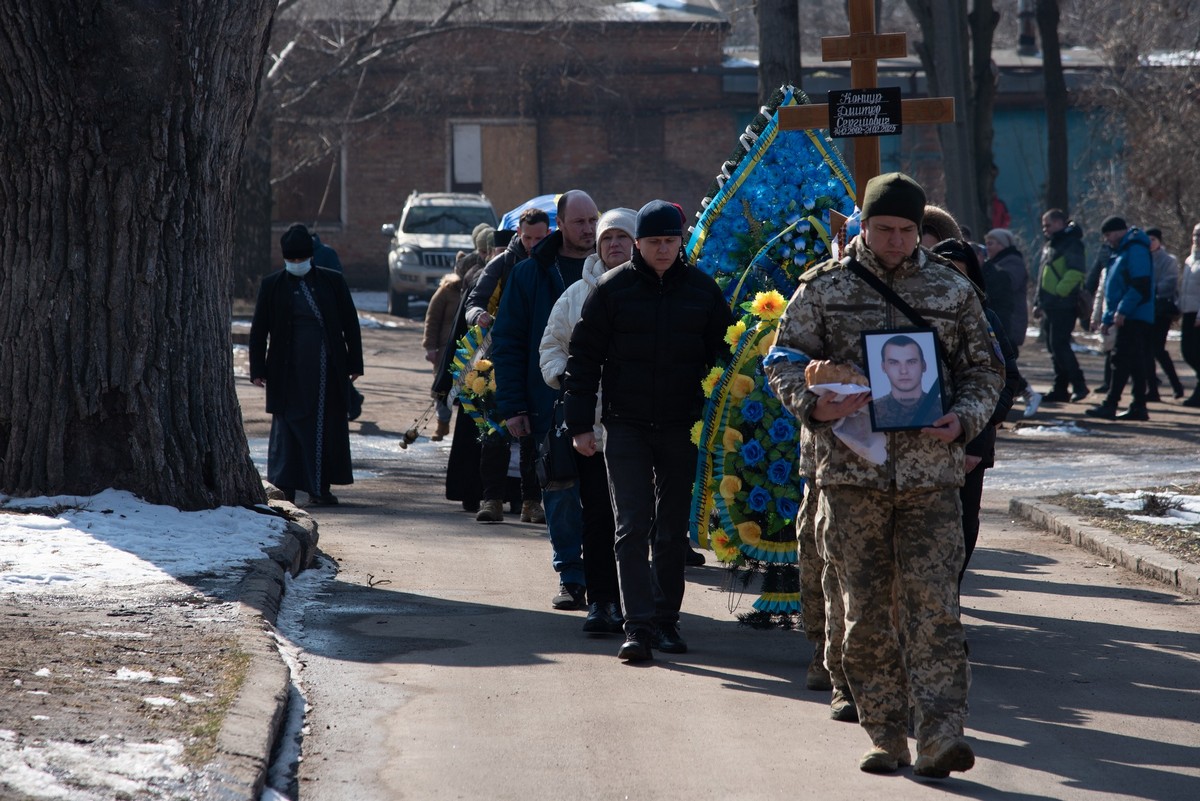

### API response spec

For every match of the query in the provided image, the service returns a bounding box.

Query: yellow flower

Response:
[475,359,492,372]
[710,528,740,562]
[719,475,742,499]
[471,376,488,396]
[757,328,778,358]
[464,370,479,387]
[724,319,747,349]
[701,366,723,398]
[751,290,787,320]
[486,373,497,392]
[730,373,755,400]
[689,420,703,446]
[736,520,763,545]
[722,425,743,452]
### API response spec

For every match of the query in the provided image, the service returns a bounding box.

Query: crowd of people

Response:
[247,179,1200,780]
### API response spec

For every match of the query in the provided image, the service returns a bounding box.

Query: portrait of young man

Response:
[864,330,944,430]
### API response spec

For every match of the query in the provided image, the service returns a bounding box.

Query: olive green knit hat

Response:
[860,172,927,226]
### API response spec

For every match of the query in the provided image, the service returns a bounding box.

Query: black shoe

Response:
[652,622,688,654]
[685,547,706,567]
[1146,391,1162,403]
[602,601,625,633]
[1095,384,1110,393]
[1071,387,1090,402]
[308,492,339,506]
[1042,390,1071,403]
[618,629,654,661]
[1173,386,1185,400]
[1084,404,1117,419]
[582,603,609,634]
[1116,406,1149,421]
[552,582,586,611]
[280,487,296,503]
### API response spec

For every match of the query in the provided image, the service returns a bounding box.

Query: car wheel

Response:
[388,288,409,317]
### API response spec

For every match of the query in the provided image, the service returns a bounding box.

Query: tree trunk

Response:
[969,1,1001,231]
[908,0,980,235]
[757,0,802,102]
[0,1,275,509]
[1036,0,1070,213]
[232,96,276,301]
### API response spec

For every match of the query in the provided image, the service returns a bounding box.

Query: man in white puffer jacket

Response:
[538,207,635,634]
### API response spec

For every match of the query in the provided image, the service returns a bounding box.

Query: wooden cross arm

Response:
[822,32,907,61]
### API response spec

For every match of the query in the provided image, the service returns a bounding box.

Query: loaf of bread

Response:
[805,359,868,387]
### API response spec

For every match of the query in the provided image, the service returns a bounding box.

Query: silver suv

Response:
[381,191,497,316]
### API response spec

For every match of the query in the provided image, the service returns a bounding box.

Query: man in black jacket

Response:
[1033,209,1089,402]
[564,200,733,661]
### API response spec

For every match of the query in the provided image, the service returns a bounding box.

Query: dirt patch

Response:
[1048,482,1200,565]
[0,595,248,798]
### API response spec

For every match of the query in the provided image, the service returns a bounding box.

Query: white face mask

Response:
[285,259,312,276]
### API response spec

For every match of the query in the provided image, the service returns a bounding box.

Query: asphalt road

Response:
[238,312,1200,801]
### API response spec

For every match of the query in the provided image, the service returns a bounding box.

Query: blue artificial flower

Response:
[776,495,799,520]
[767,458,793,485]
[769,417,795,444]
[741,398,765,424]
[741,439,766,466]
[747,486,772,513]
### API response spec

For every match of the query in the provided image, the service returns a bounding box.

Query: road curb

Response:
[1010,496,1200,598]
[204,502,319,800]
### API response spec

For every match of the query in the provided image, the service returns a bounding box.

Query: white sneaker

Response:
[1023,390,1042,418]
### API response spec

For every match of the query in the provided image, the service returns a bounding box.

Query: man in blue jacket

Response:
[492,190,599,611]
[1086,217,1154,421]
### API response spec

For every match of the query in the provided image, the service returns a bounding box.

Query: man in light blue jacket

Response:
[1086,217,1154,421]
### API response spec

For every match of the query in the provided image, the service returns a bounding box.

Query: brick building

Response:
[271,1,739,288]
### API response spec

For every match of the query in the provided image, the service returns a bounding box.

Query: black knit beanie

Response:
[280,223,314,260]
[635,200,684,238]
[1100,216,1127,234]
[860,172,927,226]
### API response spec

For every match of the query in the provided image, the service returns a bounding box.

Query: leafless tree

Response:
[1074,0,1200,239]
[0,1,275,508]
[756,0,802,102]
[1036,0,1070,213]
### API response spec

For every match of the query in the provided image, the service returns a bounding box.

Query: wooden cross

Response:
[777,0,955,198]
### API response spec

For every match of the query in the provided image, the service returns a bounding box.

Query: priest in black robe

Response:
[250,223,363,505]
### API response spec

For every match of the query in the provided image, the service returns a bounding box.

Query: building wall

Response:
[271,19,747,288]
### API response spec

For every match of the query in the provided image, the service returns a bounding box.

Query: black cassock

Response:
[250,269,362,496]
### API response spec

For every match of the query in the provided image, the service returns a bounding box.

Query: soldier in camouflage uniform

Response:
[765,173,1003,778]
[795,439,856,722]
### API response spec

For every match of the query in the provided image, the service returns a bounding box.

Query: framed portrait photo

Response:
[860,328,947,432]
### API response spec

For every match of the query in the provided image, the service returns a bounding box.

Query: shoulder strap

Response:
[843,257,932,329]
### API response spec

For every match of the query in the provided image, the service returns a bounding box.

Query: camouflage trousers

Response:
[797,484,848,689]
[817,484,970,748]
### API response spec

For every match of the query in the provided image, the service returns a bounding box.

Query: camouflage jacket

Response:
[766,237,1003,492]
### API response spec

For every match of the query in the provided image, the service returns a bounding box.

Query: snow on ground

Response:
[0,489,293,799]
[1081,491,1200,527]
[1011,421,1092,438]
[0,489,289,597]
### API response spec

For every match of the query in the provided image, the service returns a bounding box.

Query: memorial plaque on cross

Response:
[778,0,956,199]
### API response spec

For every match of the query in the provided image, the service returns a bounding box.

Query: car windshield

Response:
[402,205,494,235]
